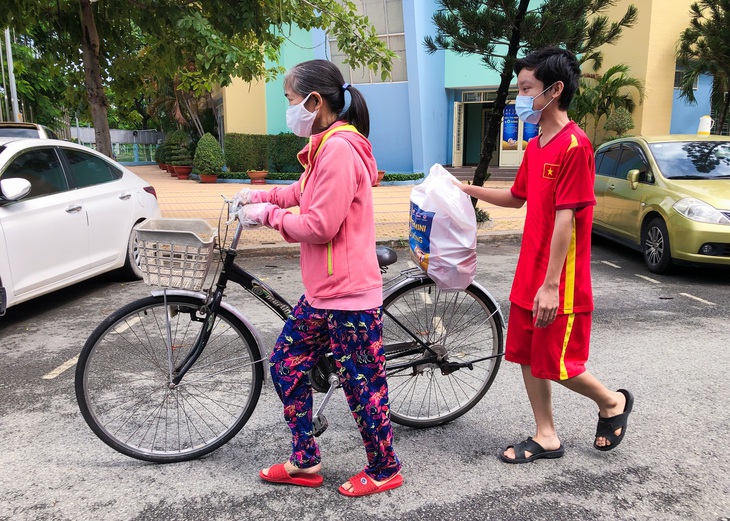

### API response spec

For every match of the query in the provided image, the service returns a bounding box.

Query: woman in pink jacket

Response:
[235,59,402,497]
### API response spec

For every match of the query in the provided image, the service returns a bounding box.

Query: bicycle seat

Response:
[376,246,397,267]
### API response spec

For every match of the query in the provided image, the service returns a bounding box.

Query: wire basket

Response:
[135,218,217,291]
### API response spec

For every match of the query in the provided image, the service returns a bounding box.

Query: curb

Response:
[234,232,523,257]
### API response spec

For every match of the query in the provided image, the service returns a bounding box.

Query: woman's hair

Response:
[514,47,581,110]
[284,59,370,137]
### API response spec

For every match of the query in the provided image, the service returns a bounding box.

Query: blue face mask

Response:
[515,83,556,125]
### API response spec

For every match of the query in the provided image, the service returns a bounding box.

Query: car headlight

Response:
[673,198,730,224]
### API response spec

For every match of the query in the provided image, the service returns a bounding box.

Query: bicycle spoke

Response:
[383,280,503,427]
[76,296,263,462]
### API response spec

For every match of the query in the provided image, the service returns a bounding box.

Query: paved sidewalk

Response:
[130,165,525,252]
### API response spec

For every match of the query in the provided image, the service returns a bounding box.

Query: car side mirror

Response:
[627,169,640,190]
[0,178,32,201]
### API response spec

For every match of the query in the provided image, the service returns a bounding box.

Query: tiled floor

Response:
[130,165,525,250]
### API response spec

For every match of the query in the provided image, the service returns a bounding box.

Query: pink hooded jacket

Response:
[253,122,382,311]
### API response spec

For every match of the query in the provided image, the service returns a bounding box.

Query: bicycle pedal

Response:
[313,414,328,437]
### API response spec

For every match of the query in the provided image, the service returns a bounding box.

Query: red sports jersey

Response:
[509,121,596,314]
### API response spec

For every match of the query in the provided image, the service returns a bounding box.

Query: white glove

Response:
[233,188,254,207]
[238,203,273,228]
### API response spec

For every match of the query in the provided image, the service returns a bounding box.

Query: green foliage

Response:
[154,144,163,164]
[218,171,424,183]
[224,133,270,172]
[383,172,424,182]
[676,1,730,132]
[165,130,193,166]
[3,34,67,128]
[269,133,307,173]
[604,106,635,136]
[475,207,491,223]
[570,64,644,144]
[194,133,225,176]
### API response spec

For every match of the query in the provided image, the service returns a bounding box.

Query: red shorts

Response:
[505,303,591,380]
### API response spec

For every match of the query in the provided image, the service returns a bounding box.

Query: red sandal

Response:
[338,470,403,497]
[259,463,323,488]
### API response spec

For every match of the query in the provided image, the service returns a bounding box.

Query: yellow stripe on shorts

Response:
[559,314,576,380]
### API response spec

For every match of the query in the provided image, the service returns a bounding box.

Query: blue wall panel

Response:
[670,74,713,134]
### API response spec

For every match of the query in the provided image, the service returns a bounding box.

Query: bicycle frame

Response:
[154,218,505,385]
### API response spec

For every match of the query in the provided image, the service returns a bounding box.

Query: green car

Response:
[592,135,730,274]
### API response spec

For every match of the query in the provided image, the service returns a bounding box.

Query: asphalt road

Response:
[1,238,729,521]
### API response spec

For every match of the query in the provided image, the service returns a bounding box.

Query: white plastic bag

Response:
[409,164,477,291]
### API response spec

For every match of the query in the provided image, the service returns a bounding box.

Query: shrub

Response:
[604,107,635,137]
[163,130,190,165]
[224,133,270,172]
[269,133,306,173]
[154,144,162,164]
[194,133,225,176]
[170,143,193,166]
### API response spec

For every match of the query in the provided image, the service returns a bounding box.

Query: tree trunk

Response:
[79,0,112,157]
[134,97,151,130]
[472,0,531,190]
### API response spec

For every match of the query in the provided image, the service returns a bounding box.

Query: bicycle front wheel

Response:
[75,295,264,463]
[383,278,503,428]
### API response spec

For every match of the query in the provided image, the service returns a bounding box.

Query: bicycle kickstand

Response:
[312,372,340,437]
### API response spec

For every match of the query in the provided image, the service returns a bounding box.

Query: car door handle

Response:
[65,205,83,213]
[608,184,615,190]
[119,193,132,200]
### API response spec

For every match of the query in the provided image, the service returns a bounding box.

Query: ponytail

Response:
[341,84,370,137]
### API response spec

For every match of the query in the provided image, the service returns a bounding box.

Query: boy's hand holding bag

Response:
[409,164,477,291]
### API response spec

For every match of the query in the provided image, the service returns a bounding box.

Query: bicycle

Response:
[74,200,505,463]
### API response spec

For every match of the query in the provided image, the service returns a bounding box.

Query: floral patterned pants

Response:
[269,295,401,481]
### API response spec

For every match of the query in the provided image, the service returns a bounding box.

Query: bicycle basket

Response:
[135,218,217,291]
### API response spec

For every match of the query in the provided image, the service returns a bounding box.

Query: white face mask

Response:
[515,83,556,125]
[286,93,318,137]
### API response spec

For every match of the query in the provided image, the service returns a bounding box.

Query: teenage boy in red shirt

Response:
[457,47,634,463]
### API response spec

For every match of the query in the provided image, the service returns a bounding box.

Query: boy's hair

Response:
[514,47,581,110]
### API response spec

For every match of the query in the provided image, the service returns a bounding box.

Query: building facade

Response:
[214,0,717,174]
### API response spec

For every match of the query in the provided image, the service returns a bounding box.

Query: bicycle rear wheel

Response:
[382,278,503,428]
[75,295,264,463]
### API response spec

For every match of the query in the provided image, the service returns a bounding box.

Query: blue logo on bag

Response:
[409,202,434,270]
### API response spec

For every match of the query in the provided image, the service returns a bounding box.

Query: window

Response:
[0,148,68,198]
[62,149,120,188]
[617,145,652,183]
[596,146,621,178]
[674,70,698,90]
[328,0,407,83]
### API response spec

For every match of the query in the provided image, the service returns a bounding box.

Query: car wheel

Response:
[119,229,144,281]
[642,217,673,274]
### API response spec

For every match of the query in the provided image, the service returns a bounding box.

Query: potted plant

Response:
[247,134,269,184]
[172,147,194,179]
[247,169,268,184]
[154,143,165,170]
[194,133,225,183]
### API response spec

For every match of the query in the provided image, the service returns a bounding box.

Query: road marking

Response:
[42,355,79,380]
[680,293,716,306]
[601,261,622,268]
[635,274,660,284]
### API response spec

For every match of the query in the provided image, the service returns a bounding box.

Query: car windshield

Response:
[649,141,730,179]
[0,128,41,138]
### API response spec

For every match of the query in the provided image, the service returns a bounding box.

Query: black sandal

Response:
[594,389,634,452]
[500,437,565,464]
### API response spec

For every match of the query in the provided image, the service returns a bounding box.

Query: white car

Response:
[0,137,161,314]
